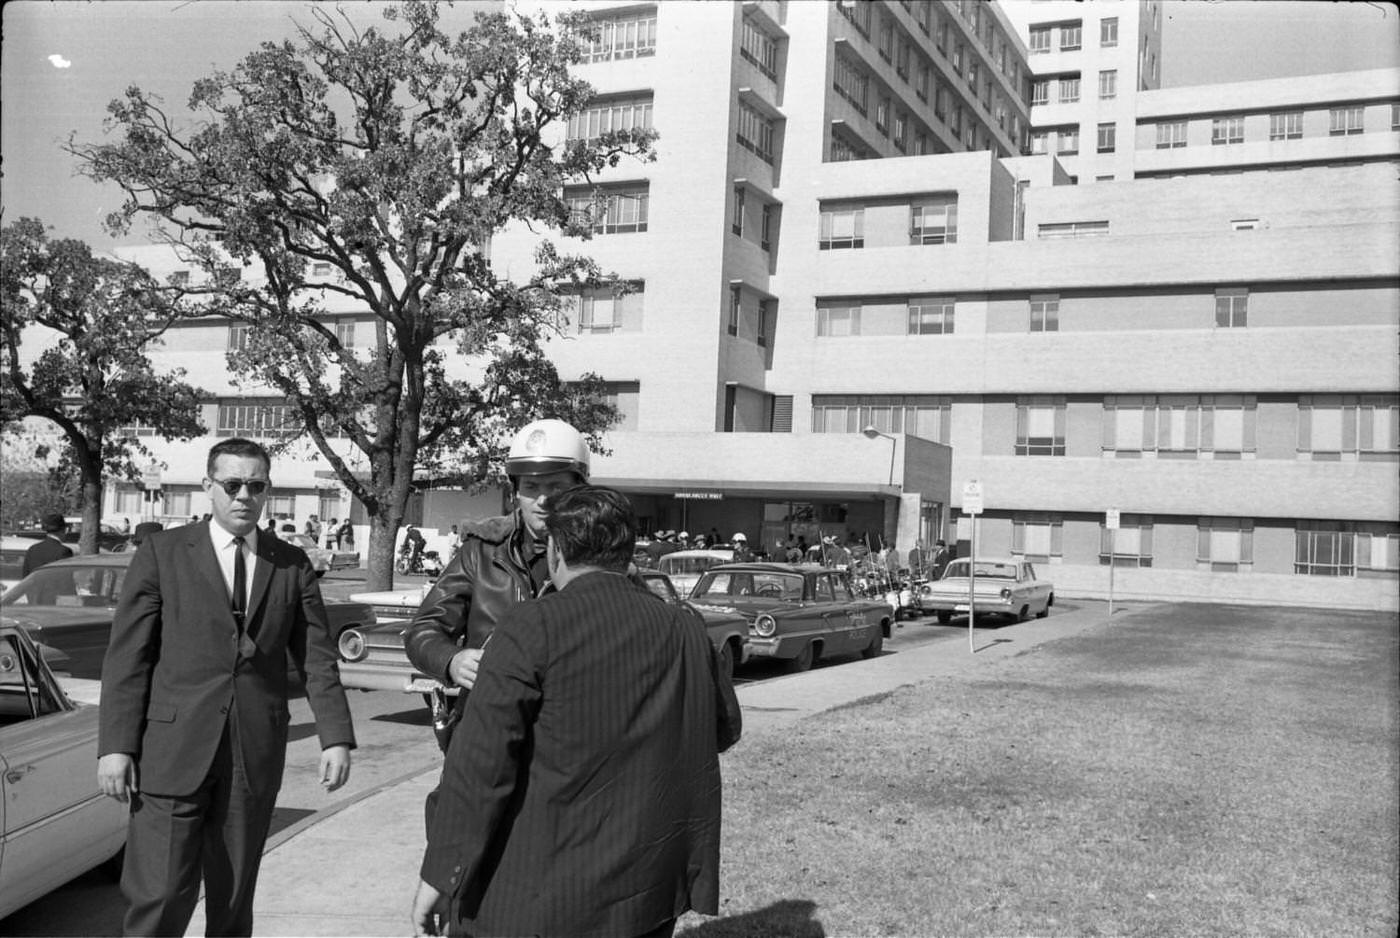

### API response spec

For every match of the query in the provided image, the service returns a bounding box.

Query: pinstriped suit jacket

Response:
[421,569,741,937]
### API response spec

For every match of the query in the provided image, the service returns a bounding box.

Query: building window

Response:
[728,285,741,336]
[916,60,930,102]
[910,197,958,244]
[811,394,951,442]
[334,319,356,348]
[565,184,649,234]
[1295,522,1355,576]
[877,13,894,61]
[1156,120,1187,149]
[892,111,908,152]
[951,43,964,76]
[736,100,776,163]
[1392,103,1400,129]
[1329,105,1364,135]
[967,60,980,91]
[1030,294,1059,332]
[1098,69,1117,99]
[217,401,299,438]
[732,187,745,236]
[1037,220,1108,238]
[757,299,771,347]
[1211,117,1245,145]
[1029,26,1051,54]
[584,8,657,62]
[916,1,930,35]
[833,55,869,115]
[1297,395,1400,457]
[1055,127,1079,154]
[573,283,642,334]
[1015,397,1066,456]
[896,40,911,81]
[1100,17,1118,46]
[1097,122,1116,152]
[818,207,864,250]
[760,203,774,252]
[1269,111,1303,140]
[1357,528,1400,574]
[1059,23,1082,51]
[1058,76,1080,103]
[830,133,869,162]
[1100,515,1153,567]
[837,0,872,36]
[875,95,891,137]
[1103,395,1258,456]
[935,16,948,54]
[214,266,242,287]
[816,304,861,337]
[907,297,955,335]
[1012,514,1063,561]
[1197,518,1254,572]
[1030,130,1048,154]
[566,94,653,142]
[227,323,252,351]
[1215,287,1247,327]
[739,16,778,80]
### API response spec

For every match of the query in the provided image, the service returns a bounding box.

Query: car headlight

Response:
[999,587,1012,600]
[753,614,777,638]
[338,629,367,662]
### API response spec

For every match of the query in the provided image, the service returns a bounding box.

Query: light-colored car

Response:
[918,558,1054,624]
[0,623,127,919]
[279,532,361,577]
[657,548,734,597]
[1,535,35,593]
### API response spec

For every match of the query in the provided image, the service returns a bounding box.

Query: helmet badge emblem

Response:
[525,429,548,453]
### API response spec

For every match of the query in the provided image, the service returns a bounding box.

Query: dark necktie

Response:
[232,536,247,626]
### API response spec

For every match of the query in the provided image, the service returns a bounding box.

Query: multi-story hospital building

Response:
[94,1,1396,609]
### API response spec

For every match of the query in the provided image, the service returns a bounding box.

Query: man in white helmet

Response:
[403,419,590,816]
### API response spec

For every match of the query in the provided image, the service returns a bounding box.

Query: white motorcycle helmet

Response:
[505,418,591,481]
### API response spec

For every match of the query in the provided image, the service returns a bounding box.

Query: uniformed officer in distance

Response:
[403,419,590,818]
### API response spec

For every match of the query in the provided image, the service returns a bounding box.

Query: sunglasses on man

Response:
[210,477,270,497]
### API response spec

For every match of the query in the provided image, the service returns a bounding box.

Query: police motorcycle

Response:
[395,542,443,576]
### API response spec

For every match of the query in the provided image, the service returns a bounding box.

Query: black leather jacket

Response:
[403,512,546,688]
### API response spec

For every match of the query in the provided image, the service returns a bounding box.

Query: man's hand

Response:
[447,647,485,691]
[411,880,447,936]
[98,753,137,803]
[319,744,351,792]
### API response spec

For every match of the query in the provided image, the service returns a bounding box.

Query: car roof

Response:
[704,562,831,574]
[27,552,135,568]
[661,549,733,560]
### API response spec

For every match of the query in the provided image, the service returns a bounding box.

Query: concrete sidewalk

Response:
[187,600,1126,936]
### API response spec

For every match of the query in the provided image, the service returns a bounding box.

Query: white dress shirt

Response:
[209,523,258,612]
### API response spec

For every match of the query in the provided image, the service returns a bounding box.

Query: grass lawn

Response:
[679,603,1399,938]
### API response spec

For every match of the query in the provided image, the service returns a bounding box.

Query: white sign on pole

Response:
[142,466,163,491]
[1106,508,1121,530]
[962,480,983,516]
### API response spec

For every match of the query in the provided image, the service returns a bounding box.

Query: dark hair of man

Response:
[207,437,273,477]
[542,485,636,572]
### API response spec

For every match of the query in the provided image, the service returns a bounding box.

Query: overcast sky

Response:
[3,0,1397,248]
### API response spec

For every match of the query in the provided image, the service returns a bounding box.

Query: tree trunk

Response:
[365,515,400,592]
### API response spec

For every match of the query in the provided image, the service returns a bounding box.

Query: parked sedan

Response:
[279,532,361,577]
[657,549,734,598]
[688,563,893,672]
[0,553,377,680]
[918,558,1054,624]
[6,519,130,553]
[0,623,127,919]
[337,570,750,696]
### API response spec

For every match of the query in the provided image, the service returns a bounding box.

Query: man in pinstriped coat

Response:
[411,485,742,938]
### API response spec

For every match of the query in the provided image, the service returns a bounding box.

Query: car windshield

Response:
[1,563,127,608]
[640,576,677,603]
[660,556,725,576]
[692,570,805,602]
[942,561,1017,580]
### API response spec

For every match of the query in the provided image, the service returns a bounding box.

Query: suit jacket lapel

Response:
[247,528,277,637]
[190,522,236,627]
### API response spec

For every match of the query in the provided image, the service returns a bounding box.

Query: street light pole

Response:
[861,425,897,486]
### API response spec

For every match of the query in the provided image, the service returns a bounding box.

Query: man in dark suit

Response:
[22,512,73,575]
[98,437,355,937]
[412,485,741,938]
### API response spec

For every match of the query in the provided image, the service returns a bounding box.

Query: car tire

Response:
[936,610,952,624]
[787,641,815,673]
[717,640,736,683]
[1016,605,1030,623]
[861,629,883,659]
